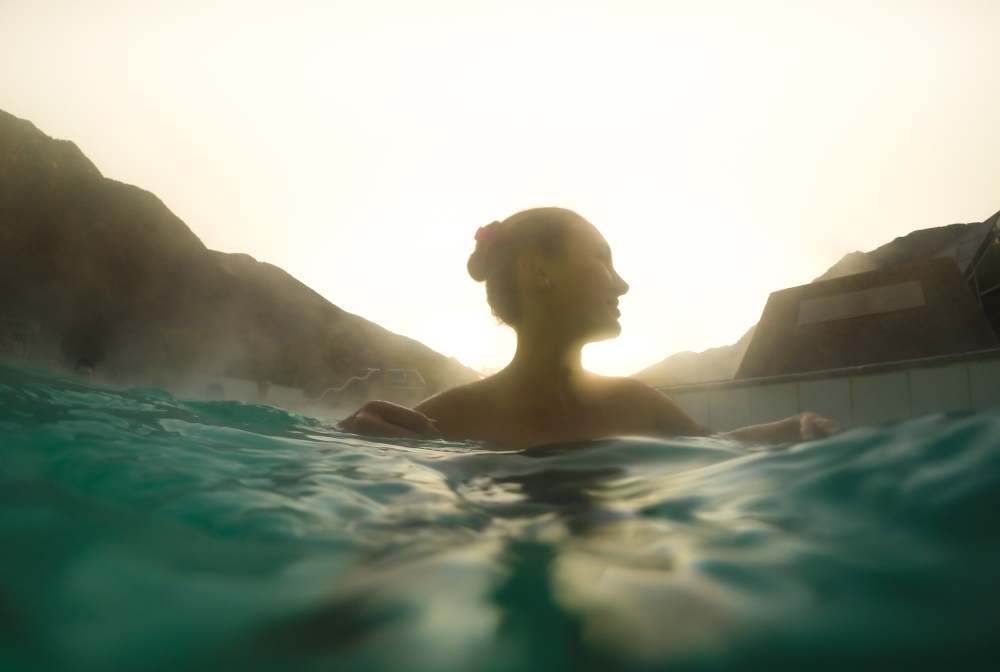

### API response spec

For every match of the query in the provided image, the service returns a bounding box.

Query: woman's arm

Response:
[725,412,840,442]
[338,400,442,439]
[638,382,839,442]
[337,383,473,440]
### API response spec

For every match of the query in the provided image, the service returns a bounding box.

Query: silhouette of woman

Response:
[340,207,838,449]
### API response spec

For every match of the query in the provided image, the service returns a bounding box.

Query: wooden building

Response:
[735,257,998,380]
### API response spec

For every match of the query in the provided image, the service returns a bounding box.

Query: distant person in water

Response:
[74,359,95,382]
[340,207,839,449]
[206,382,225,400]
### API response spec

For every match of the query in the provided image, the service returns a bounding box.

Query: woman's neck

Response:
[501,327,587,407]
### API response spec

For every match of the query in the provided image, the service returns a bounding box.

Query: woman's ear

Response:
[517,251,550,290]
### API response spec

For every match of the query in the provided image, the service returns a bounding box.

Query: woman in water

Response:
[340,207,839,449]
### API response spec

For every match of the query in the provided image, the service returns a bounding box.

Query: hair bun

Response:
[468,221,502,282]
[467,248,489,282]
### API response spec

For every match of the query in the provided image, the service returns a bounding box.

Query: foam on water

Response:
[1,363,998,671]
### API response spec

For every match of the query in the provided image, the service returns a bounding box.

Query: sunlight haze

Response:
[3,0,999,375]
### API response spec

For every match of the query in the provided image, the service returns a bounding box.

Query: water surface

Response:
[1,363,998,671]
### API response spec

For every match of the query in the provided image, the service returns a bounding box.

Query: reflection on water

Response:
[0,362,998,671]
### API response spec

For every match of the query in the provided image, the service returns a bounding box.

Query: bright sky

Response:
[3,0,999,375]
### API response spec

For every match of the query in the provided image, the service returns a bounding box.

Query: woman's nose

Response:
[613,272,629,296]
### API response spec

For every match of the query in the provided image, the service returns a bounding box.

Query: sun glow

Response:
[3,0,999,375]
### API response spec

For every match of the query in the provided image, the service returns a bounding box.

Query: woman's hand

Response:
[727,412,840,443]
[338,400,443,440]
[797,412,841,440]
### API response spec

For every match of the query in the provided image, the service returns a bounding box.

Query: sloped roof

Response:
[933,220,994,273]
[735,257,999,379]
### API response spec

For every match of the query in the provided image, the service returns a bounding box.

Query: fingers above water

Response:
[341,411,422,440]
[800,412,841,440]
[364,401,443,437]
[339,401,443,440]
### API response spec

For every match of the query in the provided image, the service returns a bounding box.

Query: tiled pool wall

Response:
[660,359,1000,432]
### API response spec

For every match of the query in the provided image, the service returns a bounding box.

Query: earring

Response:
[544,279,552,289]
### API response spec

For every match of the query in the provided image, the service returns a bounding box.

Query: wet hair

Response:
[467,207,582,327]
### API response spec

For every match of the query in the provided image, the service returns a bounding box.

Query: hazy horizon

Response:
[3,0,999,376]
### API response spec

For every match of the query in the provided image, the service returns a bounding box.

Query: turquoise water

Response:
[0,363,998,672]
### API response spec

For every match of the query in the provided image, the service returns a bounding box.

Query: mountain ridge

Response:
[0,108,479,396]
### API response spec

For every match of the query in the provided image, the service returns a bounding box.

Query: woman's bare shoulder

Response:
[413,379,503,441]
[414,379,491,418]
[592,374,708,435]
[591,373,666,402]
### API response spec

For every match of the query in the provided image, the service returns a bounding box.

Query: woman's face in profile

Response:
[545,221,630,342]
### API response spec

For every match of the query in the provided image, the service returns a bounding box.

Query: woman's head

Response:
[467,207,629,342]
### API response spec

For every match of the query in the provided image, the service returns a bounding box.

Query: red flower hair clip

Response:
[474,222,502,252]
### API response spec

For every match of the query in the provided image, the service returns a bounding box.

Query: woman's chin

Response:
[590,321,622,342]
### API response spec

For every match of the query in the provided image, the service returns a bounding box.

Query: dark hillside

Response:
[813,223,979,282]
[0,109,478,394]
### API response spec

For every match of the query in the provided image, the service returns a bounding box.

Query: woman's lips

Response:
[608,300,620,317]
